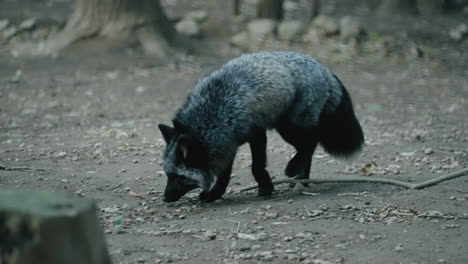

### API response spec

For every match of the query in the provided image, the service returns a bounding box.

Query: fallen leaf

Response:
[361,162,377,176]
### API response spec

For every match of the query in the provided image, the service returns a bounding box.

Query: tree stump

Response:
[0,189,111,264]
[41,0,183,57]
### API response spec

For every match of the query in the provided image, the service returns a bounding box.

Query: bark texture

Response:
[44,0,179,57]
[257,0,284,20]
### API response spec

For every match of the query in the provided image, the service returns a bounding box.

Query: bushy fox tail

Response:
[318,76,364,159]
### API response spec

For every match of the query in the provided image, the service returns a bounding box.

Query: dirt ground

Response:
[1,1,468,264]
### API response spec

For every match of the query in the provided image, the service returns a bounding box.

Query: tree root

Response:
[237,167,468,192]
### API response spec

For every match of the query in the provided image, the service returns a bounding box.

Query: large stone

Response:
[0,19,9,32]
[247,19,276,43]
[339,16,362,41]
[185,10,208,24]
[449,24,467,41]
[311,15,338,36]
[175,18,200,37]
[277,20,303,41]
[302,27,321,45]
[230,31,250,48]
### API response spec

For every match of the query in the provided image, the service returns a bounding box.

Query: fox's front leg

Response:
[249,128,274,197]
[199,161,233,202]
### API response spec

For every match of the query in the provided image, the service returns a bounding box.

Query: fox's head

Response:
[158,121,214,202]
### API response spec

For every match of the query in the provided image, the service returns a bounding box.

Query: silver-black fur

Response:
[159,51,364,202]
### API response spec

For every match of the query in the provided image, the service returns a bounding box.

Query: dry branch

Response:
[238,167,468,192]
[0,165,46,172]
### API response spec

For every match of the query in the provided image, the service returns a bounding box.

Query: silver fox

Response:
[159,51,364,202]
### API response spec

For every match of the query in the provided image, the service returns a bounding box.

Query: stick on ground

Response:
[237,167,468,192]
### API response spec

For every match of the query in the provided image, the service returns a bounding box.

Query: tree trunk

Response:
[309,0,321,22]
[233,0,241,16]
[0,189,111,264]
[377,0,418,16]
[43,0,182,57]
[257,0,284,20]
[416,0,445,15]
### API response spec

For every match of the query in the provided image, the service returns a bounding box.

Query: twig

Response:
[110,182,125,190]
[306,214,345,222]
[224,219,241,232]
[437,147,467,153]
[304,205,312,217]
[238,177,414,192]
[237,168,468,192]
[0,165,46,172]
[411,167,468,189]
[417,215,468,220]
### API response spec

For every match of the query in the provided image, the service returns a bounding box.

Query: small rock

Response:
[449,24,467,41]
[311,259,333,264]
[10,70,22,83]
[424,147,433,155]
[394,244,404,252]
[263,254,274,261]
[339,16,362,41]
[203,230,217,240]
[303,27,322,44]
[238,233,257,240]
[277,20,303,41]
[311,15,339,36]
[185,10,208,23]
[251,244,262,250]
[295,232,306,238]
[55,152,67,159]
[175,19,200,37]
[0,19,9,32]
[239,245,251,251]
[136,86,146,93]
[238,253,252,260]
[230,31,250,48]
[19,18,36,30]
[247,19,276,43]
[292,182,305,194]
[409,46,424,58]
[2,26,17,39]
[75,190,84,197]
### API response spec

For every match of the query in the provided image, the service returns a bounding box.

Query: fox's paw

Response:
[258,183,274,197]
[285,156,303,178]
[199,191,222,202]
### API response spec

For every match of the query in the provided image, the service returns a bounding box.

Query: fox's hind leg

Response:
[277,122,318,180]
[249,128,274,197]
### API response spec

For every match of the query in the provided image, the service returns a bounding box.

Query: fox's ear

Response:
[158,124,177,143]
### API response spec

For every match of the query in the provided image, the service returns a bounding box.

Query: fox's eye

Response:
[180,144,188,159]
